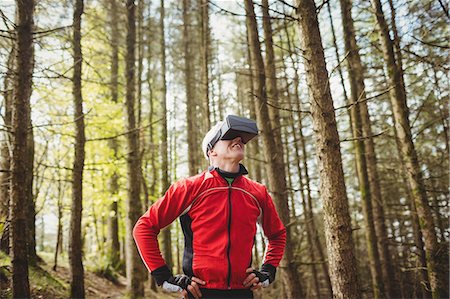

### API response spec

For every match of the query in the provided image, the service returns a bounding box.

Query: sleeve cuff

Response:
[261,263,276,283]
[151,264,173,286]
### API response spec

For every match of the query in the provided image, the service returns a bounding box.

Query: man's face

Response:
[209,136,245,163]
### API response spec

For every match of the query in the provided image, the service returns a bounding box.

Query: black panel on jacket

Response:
[180,213,194,277]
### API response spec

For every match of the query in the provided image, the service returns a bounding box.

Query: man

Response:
[133,115,286,299]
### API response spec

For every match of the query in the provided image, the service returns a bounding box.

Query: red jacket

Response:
[133,166,286,290]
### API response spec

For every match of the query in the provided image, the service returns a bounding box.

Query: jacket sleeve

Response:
[260,187,286,267]
[133,178,196,277]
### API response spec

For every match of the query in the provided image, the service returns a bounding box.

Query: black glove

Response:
[252,263,276,287]
[152,265,192,292]
[164,274,192,292]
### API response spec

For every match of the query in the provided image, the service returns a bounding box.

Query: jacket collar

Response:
[205,164,248,180]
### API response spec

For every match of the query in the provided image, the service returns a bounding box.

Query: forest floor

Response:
[0,251,179,299]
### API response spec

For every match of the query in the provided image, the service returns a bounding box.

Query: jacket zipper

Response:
[226,183,232,289]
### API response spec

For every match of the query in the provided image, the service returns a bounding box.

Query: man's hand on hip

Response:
[178,276,205,299]
[243,264,277,291]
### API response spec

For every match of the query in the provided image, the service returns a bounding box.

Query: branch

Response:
[32,108,93,129]
[334,86,395,111]
[33,25,72,38]
[249,91,310,114]
[340,130,387,142]
[277,0,297,11]
[412,35,449,49]
[86,118,162,142]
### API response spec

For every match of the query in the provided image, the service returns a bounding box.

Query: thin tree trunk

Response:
[160,0,173,271]
[183,0,197,176]
[199,0,211,130]
[245,31,262,184]
[244,1,303,298]
[281,48,320,297]
[69,0,86,297]
[281,16,333,297]
[107,0,121,269]
[338,1,398,297]
[295,0,360,298]
[25,110,36,265]
[339,0,387,297]
[0,47,14,254]
[370,1,448,297]
[53,179,63,271]
[136,0,144,130]
[261,0,282,150]
[11,0,35,296]
[125,0,145,296]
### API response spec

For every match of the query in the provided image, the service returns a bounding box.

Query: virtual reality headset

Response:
[206,115,258,152]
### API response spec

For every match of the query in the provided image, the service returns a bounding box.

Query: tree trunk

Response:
[281,49,320,298]
[183,0,198,176]
[261,0,282,151]
[199,0,211,130]
[295,0,360,298]
[26,103,36,266]
[0,46,14,254]
[160,0,173,271]
[69,0,86,297]
[282,17,333,297]
[370,0,448,297]
[107,0,121,269]
[10,0,35,297]
[339,0,386,297]
[244,1,303,298]
[124,0,145,296]
[339,1,398,297]
[53,178,64,271]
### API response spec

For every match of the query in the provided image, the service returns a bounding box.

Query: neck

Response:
[211,160,240,173]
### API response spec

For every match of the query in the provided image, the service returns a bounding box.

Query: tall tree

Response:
[338,0,397,297]
[295,0,361,298]
[183,0,198,176]
[106,0,121,269]
[199,0,211,130]
[370,0,448,297]
[10,0,35,297]
[338,0,384,297]
[25,99,36,265]
[244,1,303,298]
[281,17,333,296]
[0,47,14,254]
[261,0,282,151]
[160,0,173,271]
[124,0,145,296]
[69,0,86,297]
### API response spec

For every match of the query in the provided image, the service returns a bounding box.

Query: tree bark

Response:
[53,178,64,271]
[339,1,398,296]
[199,0,211,130]
[69,0,86,297]
[107,0,121,269]
[244,1,303,298]
[124,0,145,296]
[282,17,333,297]
[339,0,387,297]
[0,46,14,254]
[261,0,283,151]
[160,0,173,271]
[295,0,360,298]
[11,0,35,297]
[26,97,36,266]
[183,0,198,176]
[370,0,448,297]
[281,45,321,298]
